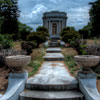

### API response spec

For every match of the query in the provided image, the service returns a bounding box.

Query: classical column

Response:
[48,20,50,36]
[48,20,49,30]
[45,19,48,29]
[43,18,45,26]
[62,19,64,29]
[50,21,52,36]
[59,19,61,34]
[64,18,66,27]
[58,20,60,35]
[61,20,62,31]
[57,22,59,35]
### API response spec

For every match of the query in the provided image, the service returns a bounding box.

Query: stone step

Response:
[20,90,84,100]
[49,45,59,47]
[26,61,78,91]
[50,40,58,42]
[26,80,78,91]
[46,48,61,53]
[49,42,60,47]
[43,53,64,61]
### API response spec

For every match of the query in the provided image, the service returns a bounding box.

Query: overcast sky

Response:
[18,0,95,30]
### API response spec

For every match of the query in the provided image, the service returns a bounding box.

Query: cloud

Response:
[32,4,47,14]
[49,0,62,4]
[19,4,47,26]
[67,6,90,29]
[18,0,96,30]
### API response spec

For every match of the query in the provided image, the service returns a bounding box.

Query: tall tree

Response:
[89,0,100,37]
[0,0,20,40]
[36,26,49,37]
[0,0,12,34]
[18,22,33,40]
[78,22,92,39]
[61,27,80,43]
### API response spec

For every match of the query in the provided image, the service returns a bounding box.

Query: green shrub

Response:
[61,27,76,36]
[21,41,37,55]
[71,39,87,55]
[0,34,13,49]
[18,22,33,41]
[62,30,80,43]
[27,32,47,47]
[61,27,80,44]
[36,26,49,37]
[85,44,100,55]
[27,26,48,48]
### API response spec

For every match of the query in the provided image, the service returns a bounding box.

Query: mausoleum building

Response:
[43,11,67,38]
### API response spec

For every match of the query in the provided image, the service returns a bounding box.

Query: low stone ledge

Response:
[78,72,100,100]
[0,71,28,100]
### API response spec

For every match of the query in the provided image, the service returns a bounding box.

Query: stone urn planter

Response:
[6,55,31,73]
[74,55,100,73]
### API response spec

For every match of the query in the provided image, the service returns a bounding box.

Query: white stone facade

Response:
[43,11,67,38]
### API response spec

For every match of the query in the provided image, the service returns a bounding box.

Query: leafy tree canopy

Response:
[89,0,100,37]
[61,26,80,43]
[36,26,49,37]
[18,22,33,40]
[27,26,49,47]
[78,22,92,39]
[0,0,20,40]
[61,26,76,37]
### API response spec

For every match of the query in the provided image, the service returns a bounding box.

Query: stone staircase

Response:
[46,48,61,53]
[43,53,64,61]
[20,40,84,100]
[49,39,60,47]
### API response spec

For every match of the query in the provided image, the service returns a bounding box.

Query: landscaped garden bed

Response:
[0,42,46,95]
[62,47,100,94]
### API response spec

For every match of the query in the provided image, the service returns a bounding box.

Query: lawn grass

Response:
[13,41,22,50]
[27,48,46,77]
[13,41,46,77]
[64,54,80,76]
[62,47,100,78]
[62,48,79,76]
[86,39,100,45]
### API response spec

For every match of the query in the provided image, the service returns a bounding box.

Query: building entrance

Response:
[52,23,57,35]
[43,11,67,38]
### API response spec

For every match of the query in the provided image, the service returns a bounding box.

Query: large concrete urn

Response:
[6,55,31,73]
[74,55,100,73]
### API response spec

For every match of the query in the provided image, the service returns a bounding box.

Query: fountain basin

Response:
[74,55,100,73]
[6,55,31,72]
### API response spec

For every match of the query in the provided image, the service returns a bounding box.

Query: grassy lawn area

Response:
[27,48,46,77]
[86,39,100,45]
[62,47,100,77]
[62,47,100,94]
[1,41,100,94]
[0,46,46,94]
[62,48,79,76]
[13,41,22,50]
[13,41,46,77]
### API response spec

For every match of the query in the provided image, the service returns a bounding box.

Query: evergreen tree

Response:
[78,22,92,39]
[61,27,80,43]
[89,0,100,37]
[18,22,33,40]
[0,0,20,40]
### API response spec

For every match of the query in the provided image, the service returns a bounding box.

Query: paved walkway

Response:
[27,61,77,86]
[20,47,84,100]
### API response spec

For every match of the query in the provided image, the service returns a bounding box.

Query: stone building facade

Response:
[43,11,67,38]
